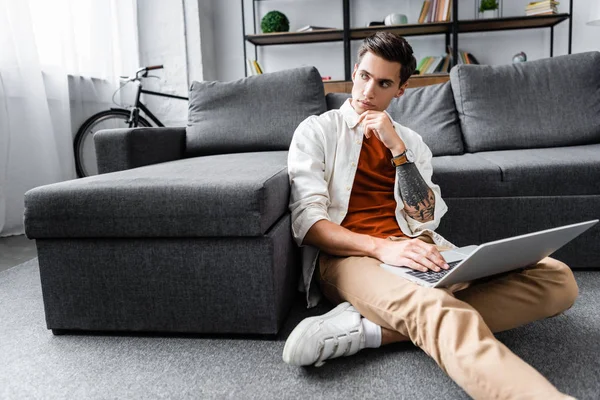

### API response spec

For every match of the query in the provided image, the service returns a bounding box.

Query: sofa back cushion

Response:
[186,66,327,157]
[326,82,464,156]
[450,51,600,153]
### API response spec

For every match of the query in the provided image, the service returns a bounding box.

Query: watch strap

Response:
[391,151,409,167]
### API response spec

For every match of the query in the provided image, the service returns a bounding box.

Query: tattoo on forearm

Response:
[396,163,435,222]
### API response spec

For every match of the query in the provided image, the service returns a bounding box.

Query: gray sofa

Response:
[24,51,600,336]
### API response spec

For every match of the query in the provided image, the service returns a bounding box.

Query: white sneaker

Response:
[282,302,365,367]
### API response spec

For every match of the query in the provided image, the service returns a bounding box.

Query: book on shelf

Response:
[437,56,448,72]
[418,0,452,23]
[418,1,431,24]
[416,49,479,75]
[526,0,559,8]
[442,0,452,22]
[446,46,479,65]
[416,55,446,74]
[296,25,334,32]
[467,53,480,65]
[453,50,479,66]
[526,1,559,15]
[253,60,263,74]
[527,9,558,16]
[246,59,264,76]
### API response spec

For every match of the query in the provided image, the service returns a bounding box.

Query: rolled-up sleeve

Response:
[288,117,331,246]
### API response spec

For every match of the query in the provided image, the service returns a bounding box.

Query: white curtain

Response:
[0,0,139,237]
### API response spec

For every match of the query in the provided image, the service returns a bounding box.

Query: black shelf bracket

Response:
[343,0,351,81]
[253,0,258,61]
[452,0,458,67]
[568,0,573,54]
[241,0,247,76]
[550,26,554,57]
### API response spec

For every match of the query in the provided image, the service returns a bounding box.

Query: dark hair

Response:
[357,32,417,86]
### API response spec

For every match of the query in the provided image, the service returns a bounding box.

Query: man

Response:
[283,32,579,400]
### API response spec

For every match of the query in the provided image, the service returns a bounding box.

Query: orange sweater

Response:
[341,134,405,239]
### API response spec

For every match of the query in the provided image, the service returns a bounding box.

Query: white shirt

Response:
[288,99,456,308]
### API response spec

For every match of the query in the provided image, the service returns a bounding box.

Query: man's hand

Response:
[375,238,449,272]
[357,111,405,156]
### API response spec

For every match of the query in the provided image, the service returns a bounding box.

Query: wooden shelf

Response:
[323,74,450,94]
[245,14,570,46]
[351,22,451,39]
[458,13,570,33]
[246,29,343,45]
[406,73,450,88]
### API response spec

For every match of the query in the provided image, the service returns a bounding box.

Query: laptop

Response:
[380,220,598,288]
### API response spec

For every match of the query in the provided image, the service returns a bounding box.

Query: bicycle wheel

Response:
[74,109,151,177]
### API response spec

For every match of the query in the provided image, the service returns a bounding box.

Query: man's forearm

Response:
[303,219,384,258]
[396,163,435,223]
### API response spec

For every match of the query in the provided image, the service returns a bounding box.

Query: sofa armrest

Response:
[94,127,186,173]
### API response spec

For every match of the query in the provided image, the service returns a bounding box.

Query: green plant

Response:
[479,0,499,13]
[260,11,289,33]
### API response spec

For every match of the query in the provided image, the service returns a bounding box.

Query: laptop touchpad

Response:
[441,245,478,263]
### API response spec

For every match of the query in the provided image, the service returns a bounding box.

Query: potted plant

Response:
[261,10,290,33]
[479,0,499,19]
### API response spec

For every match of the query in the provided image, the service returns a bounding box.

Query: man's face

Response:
[350,51,408,114]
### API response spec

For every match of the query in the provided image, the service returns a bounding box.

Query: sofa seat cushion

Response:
[432,144,600,198]
[475,144,600,197]
[24,151,290,239]
[326,81,464,157]
[432,154,503,197]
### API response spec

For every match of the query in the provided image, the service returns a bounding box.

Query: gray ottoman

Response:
[24,151,299,335]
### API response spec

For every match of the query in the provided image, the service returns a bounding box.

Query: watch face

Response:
[406,149,415,162]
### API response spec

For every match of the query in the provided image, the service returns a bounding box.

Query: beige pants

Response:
[318,236,579,400]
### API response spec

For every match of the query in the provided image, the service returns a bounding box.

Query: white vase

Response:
[481,10,496,19]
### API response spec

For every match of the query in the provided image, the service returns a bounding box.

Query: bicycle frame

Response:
[128,80,189,128]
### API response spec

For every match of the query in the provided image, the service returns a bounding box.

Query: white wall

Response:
[198,0,218,81]
[213,0,600,82]
[137,0,215,126]
[137,0,189,126]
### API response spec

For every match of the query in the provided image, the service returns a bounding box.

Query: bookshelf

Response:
[242,1,573,80]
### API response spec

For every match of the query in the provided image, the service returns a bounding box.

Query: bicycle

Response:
[73,65,188,177]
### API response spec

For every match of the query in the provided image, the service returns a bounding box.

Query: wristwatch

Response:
[390,149,415,167]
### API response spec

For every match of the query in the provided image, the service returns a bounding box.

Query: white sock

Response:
[361,317,382,348]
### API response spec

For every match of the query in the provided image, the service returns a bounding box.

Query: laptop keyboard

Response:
[405,260,461,283]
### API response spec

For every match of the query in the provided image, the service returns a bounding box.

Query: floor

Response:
[0,234,38,273]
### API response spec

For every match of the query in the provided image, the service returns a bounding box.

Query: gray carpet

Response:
[1,259,599,400]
